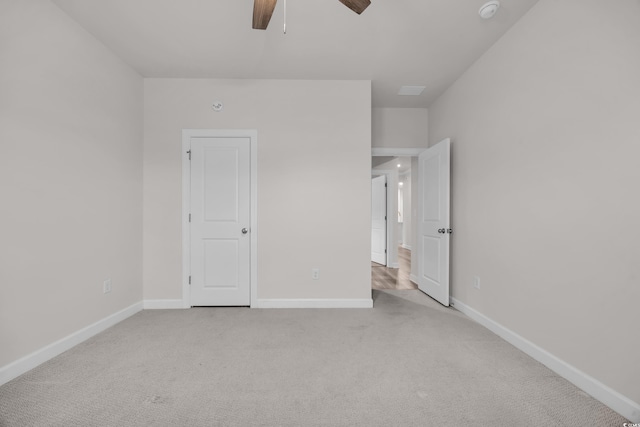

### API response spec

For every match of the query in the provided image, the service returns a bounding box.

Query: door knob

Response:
[241,228,248,234]
[438,228,445,234]
[447,228,453,234]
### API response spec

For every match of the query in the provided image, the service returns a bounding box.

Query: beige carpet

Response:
[0,290,629,426]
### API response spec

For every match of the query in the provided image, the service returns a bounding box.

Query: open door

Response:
[371,175,387,265]
[418,139,451,306]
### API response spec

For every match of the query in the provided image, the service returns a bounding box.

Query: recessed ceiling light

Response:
[399,182,404,186]
[398,86,425,96]
[397,163,401,167]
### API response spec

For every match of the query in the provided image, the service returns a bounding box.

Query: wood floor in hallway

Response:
[371,246,417,290]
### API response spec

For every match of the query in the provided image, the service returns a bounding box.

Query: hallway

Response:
[371,246,417,290]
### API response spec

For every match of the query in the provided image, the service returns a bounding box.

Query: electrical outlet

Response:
[103,279,112,294]
[473,276,480,290]
[311,268,320,280]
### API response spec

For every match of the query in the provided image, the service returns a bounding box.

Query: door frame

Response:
[182,129,258,308]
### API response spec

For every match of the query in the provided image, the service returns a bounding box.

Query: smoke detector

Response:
[479,1,500,19]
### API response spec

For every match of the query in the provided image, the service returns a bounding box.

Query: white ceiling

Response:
[372,156,412,174]
[52,0,540,108]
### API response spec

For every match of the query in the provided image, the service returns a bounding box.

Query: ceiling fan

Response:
[252,0,371,30]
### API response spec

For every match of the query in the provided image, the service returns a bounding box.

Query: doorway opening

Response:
[372,245,416,290]
[371,140,451,306]
[371,152,418,291]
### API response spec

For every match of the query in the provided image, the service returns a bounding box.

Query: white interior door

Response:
[418,138,451,306]
[190,137,251,306]
[371,175,387,265]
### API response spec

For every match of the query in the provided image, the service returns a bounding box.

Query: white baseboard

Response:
[143,299,187,309]
[401,244,412,250]
[0,301,142,387]
[389,262,400,269]
[252,298,374,309]
[410,274,418,285]
[451,298,640,423]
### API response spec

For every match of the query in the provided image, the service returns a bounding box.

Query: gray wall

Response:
[429,0,640,404]
[143,79,372,302]
[0,0,143,367]
[372,108,428,148]
[401,173,412,249]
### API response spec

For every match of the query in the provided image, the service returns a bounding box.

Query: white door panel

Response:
[190,137,251,306]
[203,239,239,287]
[203,148,240,221]
[371,175,387,265]
[422,235,441,283]
[418,139,450,306]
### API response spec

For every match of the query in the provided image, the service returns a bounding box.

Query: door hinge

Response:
[187,150,191,160]
[189,276,191,285]
[385,215,387,220]
[189,213,191,222]
[385,249,387,253]
[385,183,387,187]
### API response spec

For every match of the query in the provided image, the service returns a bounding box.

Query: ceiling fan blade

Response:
[253,0,277,30]
[338,0,371,15]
